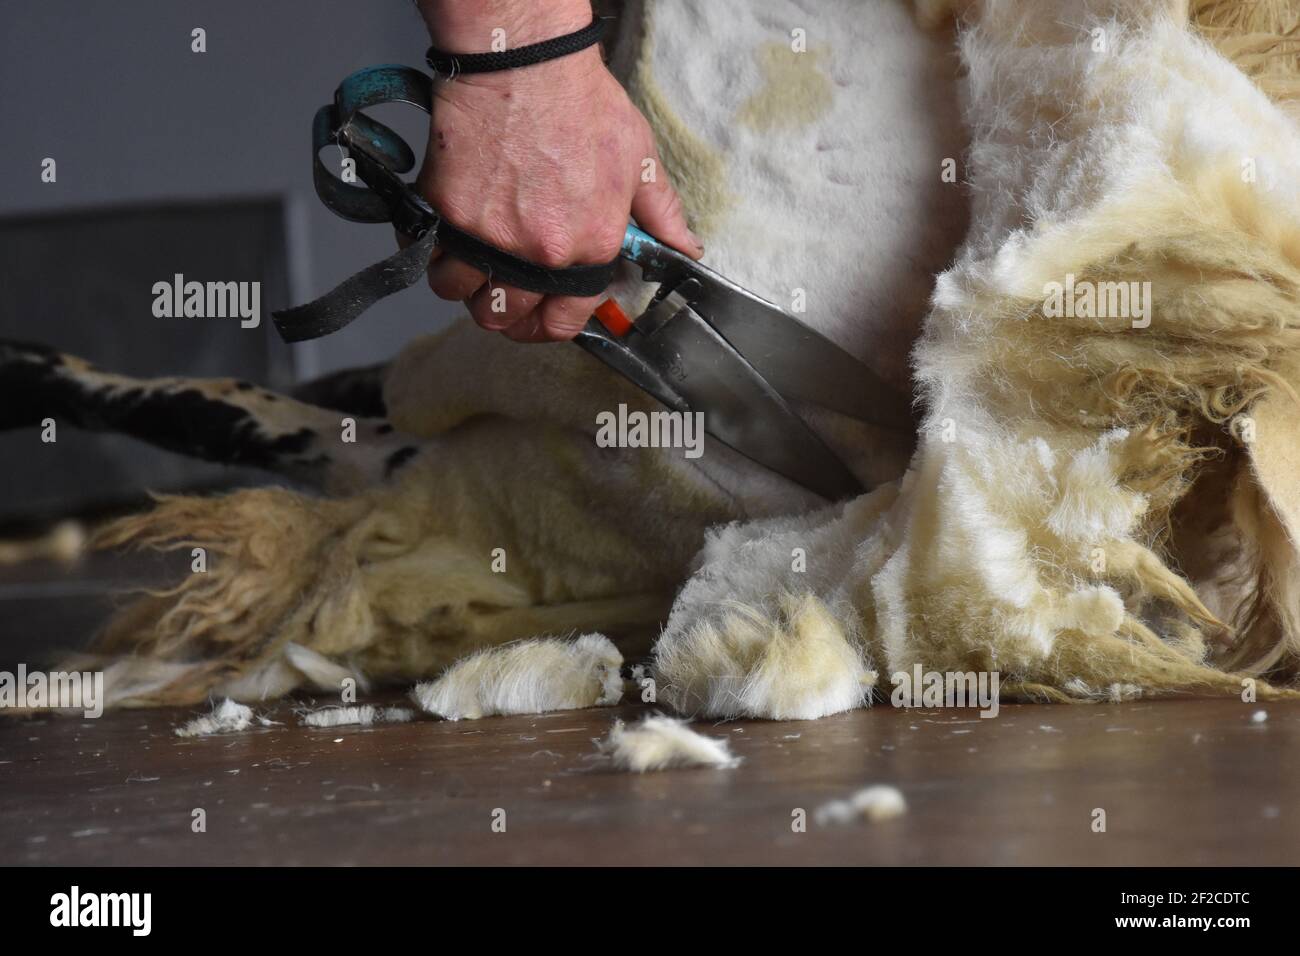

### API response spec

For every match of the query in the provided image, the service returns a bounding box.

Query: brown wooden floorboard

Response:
[3,695,1297,865]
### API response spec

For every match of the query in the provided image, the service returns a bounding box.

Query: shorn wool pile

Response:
[72,0,1300,719]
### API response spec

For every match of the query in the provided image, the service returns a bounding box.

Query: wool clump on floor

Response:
[411,634,624,721]
[174,699,271,737]
[815,785,908,825]
[300,705,414,728]
[598,715,741,771]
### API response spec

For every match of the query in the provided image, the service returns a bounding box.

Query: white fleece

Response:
[175,699,271,737]
[649,0,1300,719]
[411,634,624,720]
[599,715,741,771]
[300,705,414,728]
[815,785,908,824]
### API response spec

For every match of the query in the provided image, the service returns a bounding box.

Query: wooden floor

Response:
[4,693,1298,865]
[2,546,1298,866]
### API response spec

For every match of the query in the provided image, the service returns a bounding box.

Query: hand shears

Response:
[272,66,913,500]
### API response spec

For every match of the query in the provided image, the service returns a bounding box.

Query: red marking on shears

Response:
[594,298,632,337]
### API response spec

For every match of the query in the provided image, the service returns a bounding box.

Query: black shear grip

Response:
[283,64,617,346]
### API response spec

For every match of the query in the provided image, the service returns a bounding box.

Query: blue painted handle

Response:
[621,223,661,259]
[621,222,680,273]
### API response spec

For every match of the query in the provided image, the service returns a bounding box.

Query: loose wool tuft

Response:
[174,699,268,737]
[410,634,624,721]
[656,591,878,720]
[815,785,909,825]
[300,705,414,728]
[598,715,741,771]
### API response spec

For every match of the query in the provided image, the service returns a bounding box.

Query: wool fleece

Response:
[75,0,1300,717]
[655,0,1300,717]
[410,634,624,720]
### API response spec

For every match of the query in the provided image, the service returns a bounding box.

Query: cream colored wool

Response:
[656,591,878,720]
[67,0,1300,719]
[815,785,908,825]
[174,699,269,737]
[410,634,624,721]
[216,642,366,703]
[654,0,1300,718]
[0,520,85,566]
[300,705,414,728]
[85,433,687,707]
[1190,0,1300,109]
[598,715,741,771]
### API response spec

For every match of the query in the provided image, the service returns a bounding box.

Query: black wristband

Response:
[426,17,606,76]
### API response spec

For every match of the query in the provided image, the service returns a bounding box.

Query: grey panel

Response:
[0,200,293,522]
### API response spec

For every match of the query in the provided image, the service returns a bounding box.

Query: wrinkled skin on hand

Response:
[413,40,702,342]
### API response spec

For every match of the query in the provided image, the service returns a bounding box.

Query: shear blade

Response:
[640,247,914,433]
[635,299,863,500]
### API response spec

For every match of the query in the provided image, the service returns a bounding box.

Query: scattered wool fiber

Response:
[300,705,414,728]
[411,633,623,721]
[174,699,270,738]
[815,785,908,825]
[599,715,740,772]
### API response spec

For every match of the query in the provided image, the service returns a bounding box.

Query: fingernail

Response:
[688,230,705,254]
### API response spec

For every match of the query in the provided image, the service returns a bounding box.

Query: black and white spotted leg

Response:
[0,340,421,494]
[290,362,389,419]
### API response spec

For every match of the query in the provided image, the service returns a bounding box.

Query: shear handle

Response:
[316,65,620,298]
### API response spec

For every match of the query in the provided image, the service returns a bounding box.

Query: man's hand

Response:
[415,0,702,342]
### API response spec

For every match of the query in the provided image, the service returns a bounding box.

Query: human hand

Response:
[414,1,703,342]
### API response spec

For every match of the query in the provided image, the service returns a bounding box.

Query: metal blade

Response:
[632,292,863,500]
[573,318,690,415]
[633,242,914,433]
[687,278,914,432]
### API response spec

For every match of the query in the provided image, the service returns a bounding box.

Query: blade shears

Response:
[272,66,913,500]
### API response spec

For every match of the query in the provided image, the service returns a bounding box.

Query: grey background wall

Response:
[0,0,459,381]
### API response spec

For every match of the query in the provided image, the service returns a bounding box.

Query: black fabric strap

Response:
[435,218,618,298]
[271,219,619,344]
[272,230,440,343]
[426,18,605,75]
